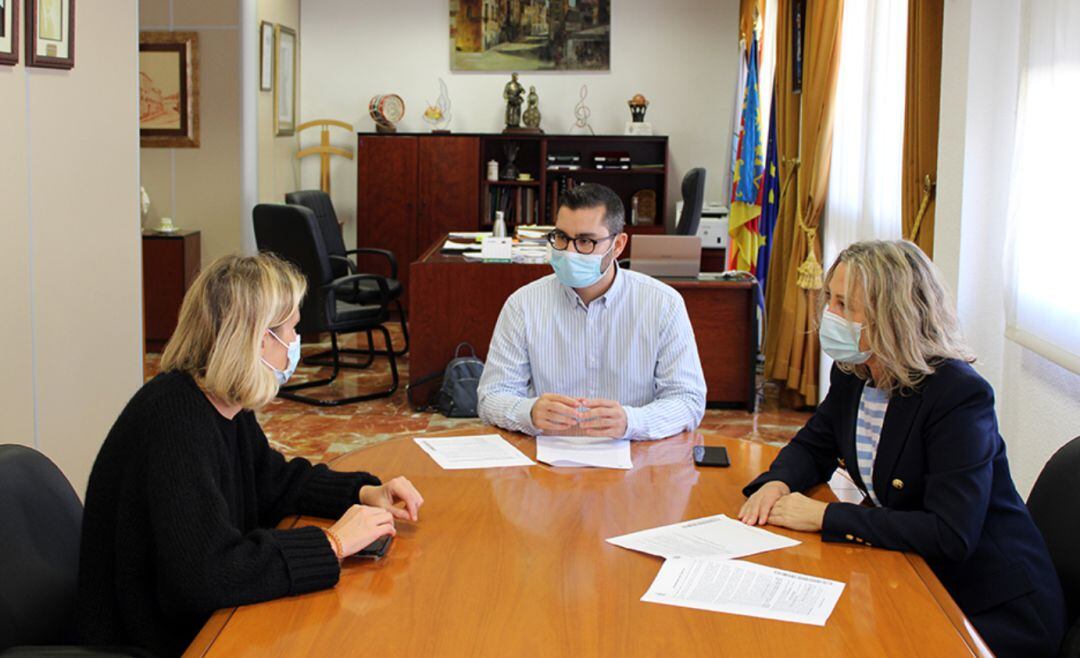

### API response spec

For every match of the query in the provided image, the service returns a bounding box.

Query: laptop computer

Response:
[630,235,702,278]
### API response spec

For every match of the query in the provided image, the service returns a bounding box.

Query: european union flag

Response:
[756,85,780,297]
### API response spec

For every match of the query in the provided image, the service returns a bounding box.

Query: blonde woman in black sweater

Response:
[77,254,423,657]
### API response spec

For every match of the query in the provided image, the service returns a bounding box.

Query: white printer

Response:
[676,201,729,249]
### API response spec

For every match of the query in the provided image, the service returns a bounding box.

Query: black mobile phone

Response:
[693,445,731,468]
[353,534,393,560]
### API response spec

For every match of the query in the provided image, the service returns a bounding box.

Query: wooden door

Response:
[357,135,418,307]
[417,136,480,253]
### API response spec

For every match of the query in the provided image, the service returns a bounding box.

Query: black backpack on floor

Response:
[406,342,484,417]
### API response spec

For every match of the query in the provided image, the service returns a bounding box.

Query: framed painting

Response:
[140,31,200,148]
[26,0,73,69]
[274,24,296,136]
[450,0,610,71]
[259,20,273,91]
[0,0,18,66]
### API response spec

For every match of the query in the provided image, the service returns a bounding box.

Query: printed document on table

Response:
[414,435,534,470]
[607,514,799,559]
[641,557,845,626]
[536,435,633,469]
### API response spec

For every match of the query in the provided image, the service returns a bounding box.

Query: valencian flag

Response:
[755,86,780,297]
[727,32,766,272]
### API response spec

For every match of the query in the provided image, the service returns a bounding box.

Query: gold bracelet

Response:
[323,527,344,562]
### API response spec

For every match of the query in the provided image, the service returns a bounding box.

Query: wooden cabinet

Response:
[142,229,200,352]
[357,135,479,309]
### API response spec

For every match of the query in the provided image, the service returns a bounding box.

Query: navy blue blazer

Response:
[745,360,1066,658]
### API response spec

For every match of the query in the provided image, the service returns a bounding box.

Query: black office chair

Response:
[285,190,409,360]
[675,167,706,236]
[0,445,144,657]
[1027,435,1080,657]
[253,203,399,406]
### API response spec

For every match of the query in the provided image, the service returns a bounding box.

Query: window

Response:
[1004,0,1080,374]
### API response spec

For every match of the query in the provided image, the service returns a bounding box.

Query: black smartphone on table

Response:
[353,534,393,560]
[693,445,731,468]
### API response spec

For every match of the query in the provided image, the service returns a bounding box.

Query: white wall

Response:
[936,0,1080,496]
[299,0,741,247]
[0,2,143,494]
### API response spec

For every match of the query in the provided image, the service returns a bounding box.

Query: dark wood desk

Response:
[408,237,757,409]
[142,229,200,352]
[187,430,988,657]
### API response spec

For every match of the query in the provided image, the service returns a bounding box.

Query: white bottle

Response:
[493,210,507,238]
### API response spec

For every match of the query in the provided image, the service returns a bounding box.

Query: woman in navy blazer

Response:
[741,241,1066,658]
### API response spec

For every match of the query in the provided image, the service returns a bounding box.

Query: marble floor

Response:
[144,326,812,464]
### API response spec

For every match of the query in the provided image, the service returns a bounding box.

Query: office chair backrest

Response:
[676,167,706,236]
[0,444,83,649]
[285,190,350,279]
[1028,435,1080,623]
[253,203,335,334]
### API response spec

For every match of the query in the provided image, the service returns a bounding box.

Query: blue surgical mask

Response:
[549,244,613,289]
[262,329,301,385]
[819,310,872,364]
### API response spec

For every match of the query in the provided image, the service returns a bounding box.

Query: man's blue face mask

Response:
[549,243,614,288]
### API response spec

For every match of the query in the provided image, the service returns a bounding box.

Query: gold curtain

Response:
[763,0,800,398]
[901,0,944,257]
[764,0,845,407]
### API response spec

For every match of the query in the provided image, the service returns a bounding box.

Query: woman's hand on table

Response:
[767,492,828,532]
[329,505,396,556]
[738,480,790,526]
[360,476,424,522]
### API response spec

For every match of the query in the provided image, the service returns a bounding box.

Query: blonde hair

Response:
[161,253,307,409]
[819,240,974,395]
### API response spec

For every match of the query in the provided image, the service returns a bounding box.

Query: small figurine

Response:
[503,73,525,129]
[628,93,650,122]
[572,84,594,135]
[522,86,542,132]
[501,143,520,181]
[422,78,452,133]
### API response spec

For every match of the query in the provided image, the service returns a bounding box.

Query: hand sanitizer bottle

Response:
[493,210,507,238]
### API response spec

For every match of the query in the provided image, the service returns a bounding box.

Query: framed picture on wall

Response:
[26,0,73,69]
[139,31,200,148]
[259,20,273,91]
[274,24,296,136]
[0,0,19,66]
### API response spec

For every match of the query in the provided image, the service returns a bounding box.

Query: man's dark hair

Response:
[558,183,625,235]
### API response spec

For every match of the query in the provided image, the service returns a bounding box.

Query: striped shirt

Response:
[477,266,707,440]
[855,384,890,506]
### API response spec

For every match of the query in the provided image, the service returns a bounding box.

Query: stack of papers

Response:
[641,557,846,626]
[606,514,800,559]
[536,435,632,469]
[448,231,492,241]
[608,515,845,625]
[414,435,534,470]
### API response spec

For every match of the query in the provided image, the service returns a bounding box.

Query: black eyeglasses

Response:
[546,229,619,254]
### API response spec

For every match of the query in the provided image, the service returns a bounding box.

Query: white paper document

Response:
[641,557,845,626]
[535,435,633,470]
[414,435,534,470]
[606,514,800,560]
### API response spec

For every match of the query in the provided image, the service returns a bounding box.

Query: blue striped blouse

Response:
[476,266,707,440]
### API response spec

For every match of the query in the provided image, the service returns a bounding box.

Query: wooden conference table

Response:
[187,431,989,657]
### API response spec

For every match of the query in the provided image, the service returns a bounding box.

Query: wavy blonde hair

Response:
[161,253,307,409]
[818,240,974,395]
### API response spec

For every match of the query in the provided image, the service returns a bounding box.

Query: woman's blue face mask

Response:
[261,329,300,385]
[819,309,872,364]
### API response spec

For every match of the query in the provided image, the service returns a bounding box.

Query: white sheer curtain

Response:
[820,0,908,393]
[1004,0,1080,375]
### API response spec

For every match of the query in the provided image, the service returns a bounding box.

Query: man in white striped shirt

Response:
[477,184,706,440]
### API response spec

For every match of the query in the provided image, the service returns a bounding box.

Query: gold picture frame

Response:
[274,24,296,136]
[139,31,200,148]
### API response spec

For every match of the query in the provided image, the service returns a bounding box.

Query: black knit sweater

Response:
[76,371,380,657]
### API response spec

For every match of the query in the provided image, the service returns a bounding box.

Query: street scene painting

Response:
[451,0,610,71]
